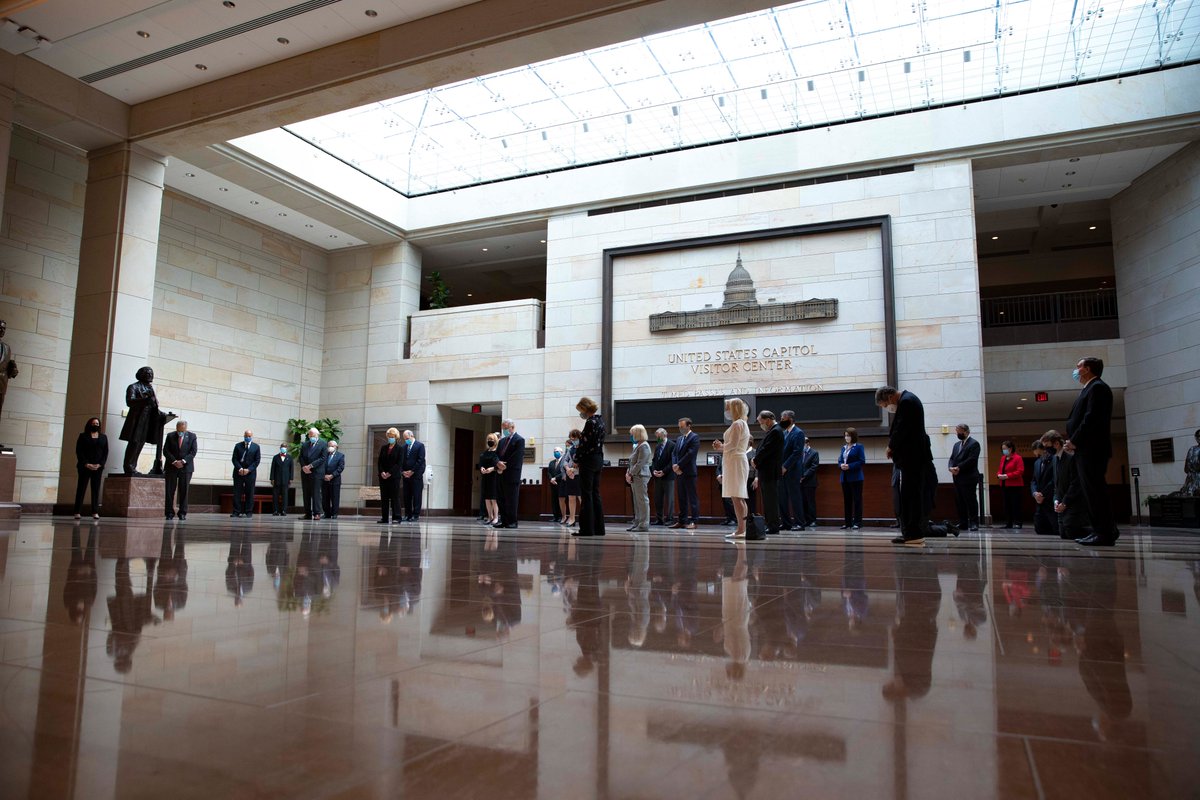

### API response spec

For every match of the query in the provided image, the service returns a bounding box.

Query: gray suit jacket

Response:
[628,441,651,477]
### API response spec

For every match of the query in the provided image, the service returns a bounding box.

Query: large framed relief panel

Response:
[602,218,898,436]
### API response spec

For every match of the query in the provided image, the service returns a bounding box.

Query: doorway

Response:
[453,428,476,515]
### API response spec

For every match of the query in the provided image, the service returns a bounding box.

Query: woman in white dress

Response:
[712,397,750,538]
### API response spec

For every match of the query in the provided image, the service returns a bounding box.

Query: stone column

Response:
[55,143,166,507]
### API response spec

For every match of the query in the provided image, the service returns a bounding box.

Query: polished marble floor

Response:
[0,515,1198,799]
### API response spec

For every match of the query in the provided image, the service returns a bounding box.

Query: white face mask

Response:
[328,447,336,454]
[885,404,898,414]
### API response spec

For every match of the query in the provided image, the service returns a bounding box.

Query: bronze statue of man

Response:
[0,320,19,424]
[120,366,163,475]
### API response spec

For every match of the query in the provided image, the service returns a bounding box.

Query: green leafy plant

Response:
[427,270,451,309]
[285,417,343,457]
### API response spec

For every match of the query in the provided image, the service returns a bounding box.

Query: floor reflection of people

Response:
[567,542,606,677]
[883,552,940,700]
[225,531,254,607]
[625,533,650,648]
[154,525,188,622]
[106,556,160,673]
[841,541,868,633]
[952,550,987,640]
[479,534,521,637]
[669,535,700,650]
[722,542,751,680]
[266,530,290,595]
[63,525,99,625]
[370,532,401,622]
[1068,557,1132,741]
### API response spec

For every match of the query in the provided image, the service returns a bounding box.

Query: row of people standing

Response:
[475,420,527,529]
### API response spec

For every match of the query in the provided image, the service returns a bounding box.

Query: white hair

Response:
[502,419,515,427]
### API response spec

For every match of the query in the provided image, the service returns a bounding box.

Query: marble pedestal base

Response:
[101,475,164,518]
[0,453,20,519]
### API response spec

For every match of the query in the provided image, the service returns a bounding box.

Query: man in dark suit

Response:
[1065,356,1119,546]
[494,419,525,528]
[1029,439,1057,536]
[670,417,700,530]
[401,430,427,521]
[298,427,327,520]
[779,411,807,530]
[650,428,675,526]
[547,448,563,523]
[798,437,820,529]
[947,423,980,531]
[751,410,784,536]
[231,428,261,518]
[163,420,197,520]
[878,386,933,546]
[270,443,293,516]
[322,441,345,518]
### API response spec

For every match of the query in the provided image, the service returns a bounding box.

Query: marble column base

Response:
[0,453,19,519]
[100,475,165,518]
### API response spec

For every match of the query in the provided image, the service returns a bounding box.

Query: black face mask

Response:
[1045,446,1057,456]
[780,420,792,429]
[86,422,100,433]
[957,432,967,441]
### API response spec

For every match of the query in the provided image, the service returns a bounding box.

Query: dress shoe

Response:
[246,514,254,519]
[165,514,174,520]
[1074,533,1116,546]
[790,525,804,531]
[230,513,241,518]
[492,522,506,529]
[668,522,684,529]
[651,520,664,526]
[303,514,313,520]
[630,526,649,532]
[503,523,519,529]
[840,525,849,530]
[312,514,321,521]
[178,515,186,521]
[851,525,861,530]
[685,523,696,530]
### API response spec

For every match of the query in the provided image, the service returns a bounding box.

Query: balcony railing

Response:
[981,288,1119,346]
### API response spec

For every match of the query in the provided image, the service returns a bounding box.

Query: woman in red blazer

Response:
[997,440,1026,529]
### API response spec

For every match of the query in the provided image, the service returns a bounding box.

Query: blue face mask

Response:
[1072,368,1082,382]
[1002,448,1010,456]
[387,437,396,445]
[630,436,636,444]
[244,436,252,443]
[554,450,562,458]
[502,429,511,439]
[309,435,318,443]
[279,447,287,454]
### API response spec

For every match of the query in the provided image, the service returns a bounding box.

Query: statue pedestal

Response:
[0,452,20,519]
[101,475,163,518]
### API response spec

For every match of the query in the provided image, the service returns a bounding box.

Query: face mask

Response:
[554,450,562,458]
[328,447,336,454]
[309,435,318,443]
[86,422,100,432]
[405,438,413,445]
[280,447,287,454]
[630,435,637,444]
[957,432,967,441]
[781,419,792,429]
[502,429,511,439]
[1002,448,1010,456]
[569,439,578,446]
[885,404,898,414]
[244,436,252,443]
[804,445,810,452]
[723,409,732,422]
[387,437,396,445]
[656,435,664,443]
[844,435,852,444]
[579,411,588,420]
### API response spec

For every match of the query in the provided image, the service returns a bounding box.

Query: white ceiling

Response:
[164,156,368,249]
[0,0,478,103]
[985,389,1125,426]
[972,142,1189,212]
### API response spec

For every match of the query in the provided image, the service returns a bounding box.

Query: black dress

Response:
[478,450,499,500]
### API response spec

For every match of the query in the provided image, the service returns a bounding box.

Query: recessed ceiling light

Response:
[990,235,999,240]
[365,9,378,17]
[250,200,259,205]
[276,37,289,45]
[467,293,473,297]
[222,0,236,7]
[1020,397,1027,401]
[481,247,488,252]
[184,172,195,177]
[195,63,208,70]
[1016,406,1024,410]
[329,234,338,238]
[305,224,314,228]
[1068,157,1080,162]
[540,239,546,243]
[1089,225,1097,230]
[136,30,150,38]
[217,187,228,192]
[277,212,287,217]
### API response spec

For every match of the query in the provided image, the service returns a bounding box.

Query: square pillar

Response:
[56,143,166,506]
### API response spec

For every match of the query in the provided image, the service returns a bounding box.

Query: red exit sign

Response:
[1035,392,1049,403]
[471,404,482,414]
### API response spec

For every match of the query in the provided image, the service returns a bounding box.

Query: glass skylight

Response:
[240,0,1200,196]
